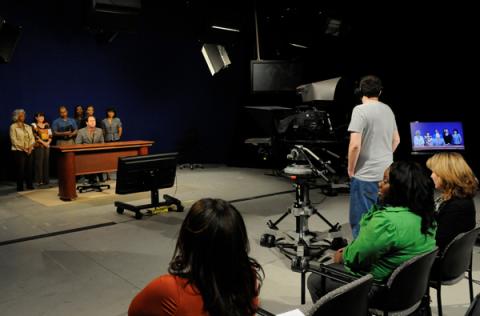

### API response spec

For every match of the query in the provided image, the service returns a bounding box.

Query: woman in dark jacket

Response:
[427,152,478,252]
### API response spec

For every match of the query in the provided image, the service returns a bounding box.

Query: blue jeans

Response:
[349,177,379,239]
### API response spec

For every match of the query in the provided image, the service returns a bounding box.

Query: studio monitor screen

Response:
[0,19,22,64]
[251,60,305,93]
[87,0,142,32]
[410,121,465,152]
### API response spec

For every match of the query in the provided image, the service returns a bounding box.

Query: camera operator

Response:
[347,75,400,238]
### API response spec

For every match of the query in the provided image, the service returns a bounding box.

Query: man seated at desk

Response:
[76,116,105,184]
[75,116,104,144]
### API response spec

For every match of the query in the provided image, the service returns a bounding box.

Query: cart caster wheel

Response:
[116,207,124,214]
[135,212,143,220]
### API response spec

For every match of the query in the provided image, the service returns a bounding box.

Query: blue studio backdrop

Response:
[0,1,248,180]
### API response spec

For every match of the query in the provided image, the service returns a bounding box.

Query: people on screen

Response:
[52,106,78,145]
[443,128,452,145]
[128,198,263,316]
[432,132,446,146]
[32,112,52,186]
[10,109,35,191]
[101,107,123,142]
[413,130,425,146]
[413,127,464,148]
[308,161,436,303]
[76,116,104,144]
[452,129,463,145]
[426,152,477,252]
[424,131,433,146]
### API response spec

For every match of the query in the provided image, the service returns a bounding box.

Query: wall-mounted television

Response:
[251,60,304,93]
[410,121,465,152]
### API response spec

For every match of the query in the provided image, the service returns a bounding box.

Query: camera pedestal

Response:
[260,157,347,304]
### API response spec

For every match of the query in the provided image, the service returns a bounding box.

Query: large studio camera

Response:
[277,106,335,141]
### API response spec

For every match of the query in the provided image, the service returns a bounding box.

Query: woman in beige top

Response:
[10,109,35,191]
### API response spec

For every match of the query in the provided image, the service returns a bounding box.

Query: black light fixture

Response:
[325,18,342,36]
[0,17,22,64]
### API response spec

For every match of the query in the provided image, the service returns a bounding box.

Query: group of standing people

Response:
[9,105,123,191]
[414,128,463,147]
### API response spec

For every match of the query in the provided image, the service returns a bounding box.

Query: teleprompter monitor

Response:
[114,152,182,219]
[115,152,177,195]
[410,121,465,152]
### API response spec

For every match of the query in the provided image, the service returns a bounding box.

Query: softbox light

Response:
[201,44,231,76]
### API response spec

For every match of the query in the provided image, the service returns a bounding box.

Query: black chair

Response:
[76,175,110,193]
[368,248,438,316]
[309,248,438,316]
[429,227,480,316]
[465,293,480,316]
[256,274,373,316]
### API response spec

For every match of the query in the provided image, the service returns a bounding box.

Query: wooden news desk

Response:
[52,140,154,201]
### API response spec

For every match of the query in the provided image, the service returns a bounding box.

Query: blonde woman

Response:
[10,109,35,191]
[427,152,478,252]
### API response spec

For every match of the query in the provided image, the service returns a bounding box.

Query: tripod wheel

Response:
[260,234,276,248]
[291,256,309,272]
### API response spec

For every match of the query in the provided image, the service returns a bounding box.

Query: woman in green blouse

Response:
[308,161,436,302]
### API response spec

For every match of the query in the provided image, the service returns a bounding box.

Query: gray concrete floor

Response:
[0,167,479,316]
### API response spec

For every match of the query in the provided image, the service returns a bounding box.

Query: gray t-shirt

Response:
[348,101,397,182]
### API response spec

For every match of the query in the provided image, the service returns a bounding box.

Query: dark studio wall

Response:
[0,0,252,180]
[1,1,478,181]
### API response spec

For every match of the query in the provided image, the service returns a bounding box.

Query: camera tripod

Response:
[260,147,347,304]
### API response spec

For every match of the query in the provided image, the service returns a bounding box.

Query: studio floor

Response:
[0,166,479,316]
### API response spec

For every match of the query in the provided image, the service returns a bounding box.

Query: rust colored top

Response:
[128,274,259,316]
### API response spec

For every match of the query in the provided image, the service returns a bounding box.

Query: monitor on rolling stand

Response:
[114,153,183,219]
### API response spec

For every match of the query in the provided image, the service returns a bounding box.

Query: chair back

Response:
[465,293,480,316]
[305,274,373,316]
[371,247,438,313]
[436,227,480,282]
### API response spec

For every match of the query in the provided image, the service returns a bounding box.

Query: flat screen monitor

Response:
[251,60,304,93]
[115,153,177,195]
[410,121,465,152]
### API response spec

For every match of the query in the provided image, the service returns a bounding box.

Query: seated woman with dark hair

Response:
[426,152,477,252]
[308,161,437,302]
[128,198,263,316]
